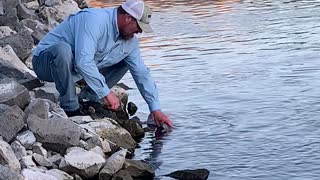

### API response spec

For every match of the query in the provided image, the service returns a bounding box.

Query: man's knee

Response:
[50,42,73,67]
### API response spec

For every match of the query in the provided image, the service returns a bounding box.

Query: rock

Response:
[111,85,128,106]
[79,118,136,153]
[0,59,42,90]
[0,44,36,76]
[11,141,27,160]
[0,8,19,30]
[0,26,16,39]
[46,169,73,180]
[38,0,79,25]
[24,98,68,119]
[55,0,79,21]
[124,159,155,179]
[84,134,101,150]
[24,98,50,119]
[38,0,62,7]
[99,149,127,180]
[73,0,88,9]
[101,139,112,154]
[0,77,31,109]
[72,173,83,180]
[111,170,133,180]
[21,168,57,180]
[33,83,59,103]
[0,1,3,15]
[16,130,36,149]
[27,114,81,153]
[0,164,24,180]
[60,147,106,178]
[25,54,33,70]
[116,119,144,140]
[24,1,40,11]
[0,105,25,142]
[32,153,52,168]
[32,142,47,157]
[165,169,210,180]
[2,0,19,10]
[47,154,62,166]
[20,155,37,169]
[70,115,94,125]
[16,2,38,20]
[37,6,60,29]
[0,28,34,61]
[80,128,93,141]
[0,140,21,172]
[26,150,33,156]
[127,102,138,116]
[110,85,129,119]
[89,146,105,158]
[20,19,49,44]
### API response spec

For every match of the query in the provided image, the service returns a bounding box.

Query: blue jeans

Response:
[32,42,128,111]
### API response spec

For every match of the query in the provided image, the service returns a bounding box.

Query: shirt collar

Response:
[113,8,120,39]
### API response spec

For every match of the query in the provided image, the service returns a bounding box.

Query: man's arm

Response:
[124,38,173,127]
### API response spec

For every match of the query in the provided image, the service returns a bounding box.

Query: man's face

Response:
[120,16,142,40]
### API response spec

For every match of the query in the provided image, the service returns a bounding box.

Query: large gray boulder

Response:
[24,98,67,119]
[124,159,155,179]
[99,149,127,180]
[21,168,58,180]
[16,2,38,20]
[38,0,62,7]
[46,169,73,180]
[0,26,16,39]
[0,8,19,30]
[59,147,106,178]
[0,105,25,142]
[0,59,43,90]
[20,19,49,44]
[20,155,37,169]
[0,140,21,172]
[11,141,27,160]
[165,169,210,180]
[0,27,34,61]
[24,1,40,11]
[27,114,81,153]
[32,82,59,103]
[16,130,36,149]
[111,170,133,180]
[0,43,33,75]
[79,118,136,153]
[0,164,24,180]
[0,76,31,109]
[37,0,79,28]
[32,153,52,168]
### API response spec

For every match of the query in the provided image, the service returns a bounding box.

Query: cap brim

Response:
[137,21,153,33]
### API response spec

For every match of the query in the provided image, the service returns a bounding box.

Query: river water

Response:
[89,0,320,179]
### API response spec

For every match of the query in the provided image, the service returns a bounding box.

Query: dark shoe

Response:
[65,108,85,117]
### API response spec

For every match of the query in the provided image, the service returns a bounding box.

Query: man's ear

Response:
[124,14,132,23]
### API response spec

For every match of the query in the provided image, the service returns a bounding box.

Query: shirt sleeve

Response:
[72,12,110,99]
[124,40,161,112]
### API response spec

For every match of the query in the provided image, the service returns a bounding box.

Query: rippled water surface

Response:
[89,0,320,179]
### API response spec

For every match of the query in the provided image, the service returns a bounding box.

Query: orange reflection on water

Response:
[87,0,240,14]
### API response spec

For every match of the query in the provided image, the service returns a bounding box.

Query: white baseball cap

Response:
[121,0,153,33]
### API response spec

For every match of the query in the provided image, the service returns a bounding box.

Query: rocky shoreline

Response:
[0,0,209,179]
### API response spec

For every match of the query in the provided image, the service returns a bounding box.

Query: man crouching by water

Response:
[31,0,173,128]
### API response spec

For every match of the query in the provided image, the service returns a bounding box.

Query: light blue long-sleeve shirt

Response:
[32,8,161,112]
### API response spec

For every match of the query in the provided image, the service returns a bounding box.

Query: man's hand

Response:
[104,92,120,111]
[152,110,173,128]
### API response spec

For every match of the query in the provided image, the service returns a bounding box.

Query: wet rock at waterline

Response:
[165,168,210,180]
